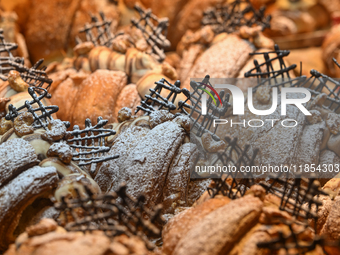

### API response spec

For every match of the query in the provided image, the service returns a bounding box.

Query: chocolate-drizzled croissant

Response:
[95,111,207,212]
[0,123,101,252]
[73,44,177,84]
[0,89,57,122]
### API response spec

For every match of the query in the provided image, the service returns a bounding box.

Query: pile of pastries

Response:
[1,0,340,254]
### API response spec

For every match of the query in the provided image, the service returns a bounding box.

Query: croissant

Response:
[0,114,101,252]
[4,218,149,255]
[178,31,277,90]
[0,10,31,66]
[265,2,331,37]
[0,165,59,251]
[49,38,178,127]
[162,186,324,255]
[12,0,120,63]
[95,110,210,213]
[73,41,177,84]
[47,69,141,129]
[322,24,340,77]
[311,174,340,255]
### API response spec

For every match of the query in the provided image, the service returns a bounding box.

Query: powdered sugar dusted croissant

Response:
[0,115,101,251]
[95,110,209,213]
[0,138,59,251]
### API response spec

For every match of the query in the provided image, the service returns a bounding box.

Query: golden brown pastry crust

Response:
[14,0,119,63]
[168,0,227,48]
[18,0,81,63]
[136,72,168,99]
[70,69,127,129]
[49,73,89,122]
[318,0,340,17]
[182,35,254,89]
[149,0,191,50]
[48,69,79,95]
[178,44,204,82]
[173,195,263,255]
[315,176,340,241]
[69,0,119,47]
[5,221,148,255]
[322,24,340,77]
[162,196,231,255]
[0,97,10,118]
[113,84,141,120]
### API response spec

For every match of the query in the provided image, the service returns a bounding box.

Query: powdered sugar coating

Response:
[187,179,212,206]
[95,126,149,193]
[320,150,340,179]
[326,113,340,135]
[162,143,198,213]
[149,110,175,128]
[0,138,40,187]
[41,119,67,142]
[96,116,210,211]
[293,121,325,166]
[105,121,185,207]
[46,143,73,164]
[0,166,58,250]
[123,121,184,205]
